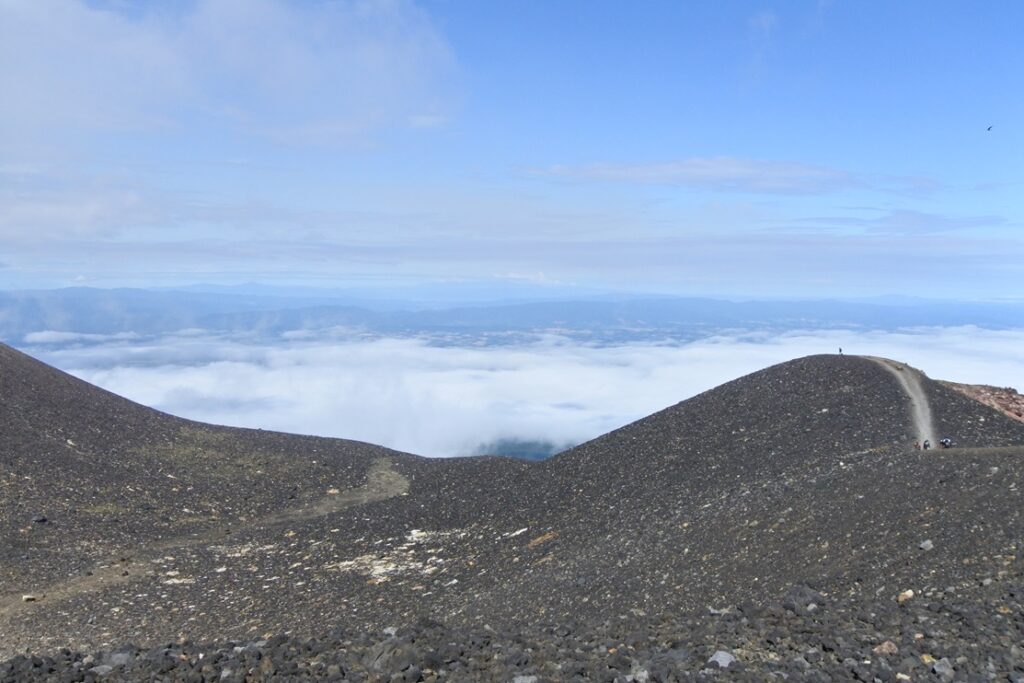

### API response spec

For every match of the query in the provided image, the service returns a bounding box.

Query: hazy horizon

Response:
[3,2,1022,456]
[7,282,1024,305]
[2,1,1022,299]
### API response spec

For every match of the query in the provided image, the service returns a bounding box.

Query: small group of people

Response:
[915,437,955,450]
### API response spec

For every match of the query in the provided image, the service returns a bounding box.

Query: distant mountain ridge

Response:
[5,287,1024,344]
[2,344,1023,661]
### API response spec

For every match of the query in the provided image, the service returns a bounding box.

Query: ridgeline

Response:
[2,344,1023,680]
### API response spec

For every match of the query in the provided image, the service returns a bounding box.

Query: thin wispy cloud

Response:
[0,3,1019,300]
[803,209,1009,236]
[7,223,1022,299]
[540,157,858,195]
[23,331,141,344]
[748,9,779,60]
[0,183,160,241]
[26,327,1024,458]
[749,10,779,36]
[0,0,456,151]
[744,8,779,83]
[538,157,944,197]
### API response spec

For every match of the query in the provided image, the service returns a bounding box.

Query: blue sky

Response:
[1,0,1021,298]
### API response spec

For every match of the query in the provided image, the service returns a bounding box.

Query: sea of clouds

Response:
[22,326,1024,457]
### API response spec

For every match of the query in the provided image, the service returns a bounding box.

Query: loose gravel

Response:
[3,348,1024,681]
[4,578,1023,681]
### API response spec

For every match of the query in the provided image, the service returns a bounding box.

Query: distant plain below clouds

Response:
[23,327,1024,458]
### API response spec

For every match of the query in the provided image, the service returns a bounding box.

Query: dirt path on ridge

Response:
[866,356,937,447]
[0,458,409,623]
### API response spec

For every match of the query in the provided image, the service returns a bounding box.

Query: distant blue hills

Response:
[3,286,1024,346]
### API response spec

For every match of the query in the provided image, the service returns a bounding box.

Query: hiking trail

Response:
[866,356,937,447]
[0,458,409,622]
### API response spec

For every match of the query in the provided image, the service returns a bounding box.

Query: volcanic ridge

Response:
[1,343,1023,681]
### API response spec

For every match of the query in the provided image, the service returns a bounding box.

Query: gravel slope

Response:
[2,345,1023,679]
[868,357,937,445]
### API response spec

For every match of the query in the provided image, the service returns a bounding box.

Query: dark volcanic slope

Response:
[0,342,422,592]
[404,356,1024,626]
[2,346,1024,670]
[926,377,1024,447]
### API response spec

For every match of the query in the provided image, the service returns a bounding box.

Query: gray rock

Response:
[932,658,955,681]
[708,650,736,669]
[783,584,826,614]
[366,638,416,673]
[512,676,538,683]
[232,639,267,654]
[919,539,934,551]
[89,664,114,676]
[106,650,132,667]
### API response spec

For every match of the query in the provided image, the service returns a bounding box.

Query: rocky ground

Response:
[4,577,1023,681]
[2,345,1024,680]
[942,382,1024,424]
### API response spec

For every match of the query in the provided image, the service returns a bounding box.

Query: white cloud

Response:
[26,327,1024,458]
[23,330,141,344]
[183,0,456,144]
[0,0,456,150]
[0,1,186,139]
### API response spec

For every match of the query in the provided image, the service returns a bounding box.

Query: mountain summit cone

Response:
[1,344,1023,658]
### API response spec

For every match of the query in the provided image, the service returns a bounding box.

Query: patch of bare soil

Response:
[0,458,408,627]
